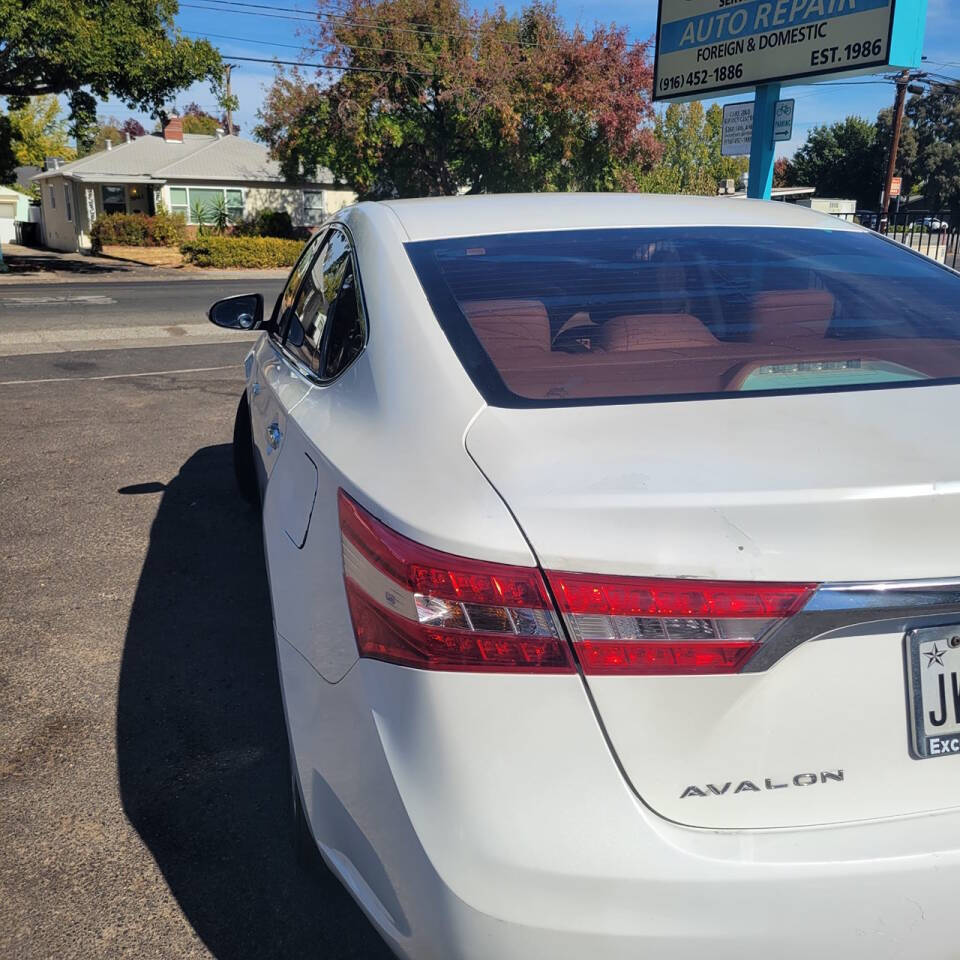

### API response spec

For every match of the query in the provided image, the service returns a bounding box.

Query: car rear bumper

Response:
[278,637,960,960]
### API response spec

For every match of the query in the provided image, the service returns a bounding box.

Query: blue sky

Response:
[96,0,959,159]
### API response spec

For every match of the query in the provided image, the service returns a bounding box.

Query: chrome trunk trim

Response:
[745,578,960,672]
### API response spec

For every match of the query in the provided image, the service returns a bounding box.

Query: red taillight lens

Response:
[338,489,815,676]
[547,571,815,675]
[338,491,575,673]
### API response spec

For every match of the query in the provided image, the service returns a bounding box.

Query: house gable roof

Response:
[32,133,335,186]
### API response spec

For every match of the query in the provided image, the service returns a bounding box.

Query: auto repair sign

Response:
[654,0,897,101]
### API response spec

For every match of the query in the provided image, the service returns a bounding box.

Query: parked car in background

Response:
[922,216,949,231]
[209,194,960,959]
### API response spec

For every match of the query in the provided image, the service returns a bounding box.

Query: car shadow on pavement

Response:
[116,444,393,960]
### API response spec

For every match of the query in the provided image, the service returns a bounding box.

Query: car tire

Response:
[232,391,259,506]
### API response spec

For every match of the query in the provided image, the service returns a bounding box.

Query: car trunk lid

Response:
[465,385,960,828]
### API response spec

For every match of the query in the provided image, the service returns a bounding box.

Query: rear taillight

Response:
[546,571,815,675]
[338,491,575,673]
[339,490,816,676]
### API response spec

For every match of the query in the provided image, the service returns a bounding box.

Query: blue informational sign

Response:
[655,0,927,101]
[652,0,928,199]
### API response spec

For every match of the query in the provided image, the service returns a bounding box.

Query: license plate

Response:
[906,625,960,759]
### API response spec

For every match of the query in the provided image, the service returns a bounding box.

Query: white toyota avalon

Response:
[208,194,960,959]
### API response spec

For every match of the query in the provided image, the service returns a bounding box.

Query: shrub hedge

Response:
[233,208,299,239]
[90,211,186,252]
[180,235,306,268]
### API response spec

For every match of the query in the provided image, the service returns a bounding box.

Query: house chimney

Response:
[44,157,60,171]
[162,115,184,143]
[105,139,112,151]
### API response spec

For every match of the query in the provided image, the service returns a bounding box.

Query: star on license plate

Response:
[906,625,960,759]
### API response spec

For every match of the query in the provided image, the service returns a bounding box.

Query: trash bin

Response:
[15,221,40,246]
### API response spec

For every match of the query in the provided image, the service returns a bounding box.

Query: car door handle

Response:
[266,422,282,452]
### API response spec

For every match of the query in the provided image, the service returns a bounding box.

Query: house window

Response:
[189,188,223,224]
[63,185,73,222]
[49,186,56,209]
[304,191,325,224]
[102,185,126,215]
[225,189,243,223]
[172,187,245,225]
[168,187,188,219]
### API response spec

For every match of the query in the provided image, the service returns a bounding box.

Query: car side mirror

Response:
[208,293,264,331]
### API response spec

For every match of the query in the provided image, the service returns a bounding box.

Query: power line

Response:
[181,0,505,44]
[923,73,960,86]
[227,52,432,76]
[182,0,651,51]
[184,28,439,62]
[808,80,898,86]
[194,0,474,36]
[186,30,319,50]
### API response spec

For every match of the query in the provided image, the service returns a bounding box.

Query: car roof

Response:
[375,192,863,242]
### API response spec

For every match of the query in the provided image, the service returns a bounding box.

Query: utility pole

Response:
[881,70,924,231]
[880,70,909,231]
[224,64,236,136]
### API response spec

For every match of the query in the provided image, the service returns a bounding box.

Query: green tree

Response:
[180,102,220,135]
[649,102,713,194]
[906,84,960,217]
[785,116,880,207]
[0,0,224,150]
[255,0,657,198]
[90,120,123,155]
[77,116,149,156]
[3,96,76,166]
[0,118,17,187]
[640,101,746,195]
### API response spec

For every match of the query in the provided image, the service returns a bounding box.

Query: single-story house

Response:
[0,184,31,244]
[33,116,356,252]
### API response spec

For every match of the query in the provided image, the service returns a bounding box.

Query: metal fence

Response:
[834,209,959,271]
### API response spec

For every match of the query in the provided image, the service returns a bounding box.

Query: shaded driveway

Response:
[0,342,390,959]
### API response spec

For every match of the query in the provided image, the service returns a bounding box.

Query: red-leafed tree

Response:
[773,156,791,188]
[120,117,147,139]
[255,0,658,198]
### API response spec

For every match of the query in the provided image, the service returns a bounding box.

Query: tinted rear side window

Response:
[406,227,960,406]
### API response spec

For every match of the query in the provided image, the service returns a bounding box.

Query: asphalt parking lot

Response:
[0,279,393,959]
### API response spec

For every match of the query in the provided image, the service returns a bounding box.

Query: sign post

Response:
[748,82,780,199]
[653,0,928,200]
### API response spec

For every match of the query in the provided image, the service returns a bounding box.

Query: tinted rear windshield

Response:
[406,226,960,406]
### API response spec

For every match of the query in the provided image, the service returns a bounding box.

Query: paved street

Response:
[0,278,287,355]
[0,278,392,959]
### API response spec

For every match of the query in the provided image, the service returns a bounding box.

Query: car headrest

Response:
[597,313,719,352]
[748,290,836,344]
[460,300,551,359]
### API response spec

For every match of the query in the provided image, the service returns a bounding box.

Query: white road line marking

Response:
[0,294,118,305]
[0,364,239,386]
[0,322,247,346]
